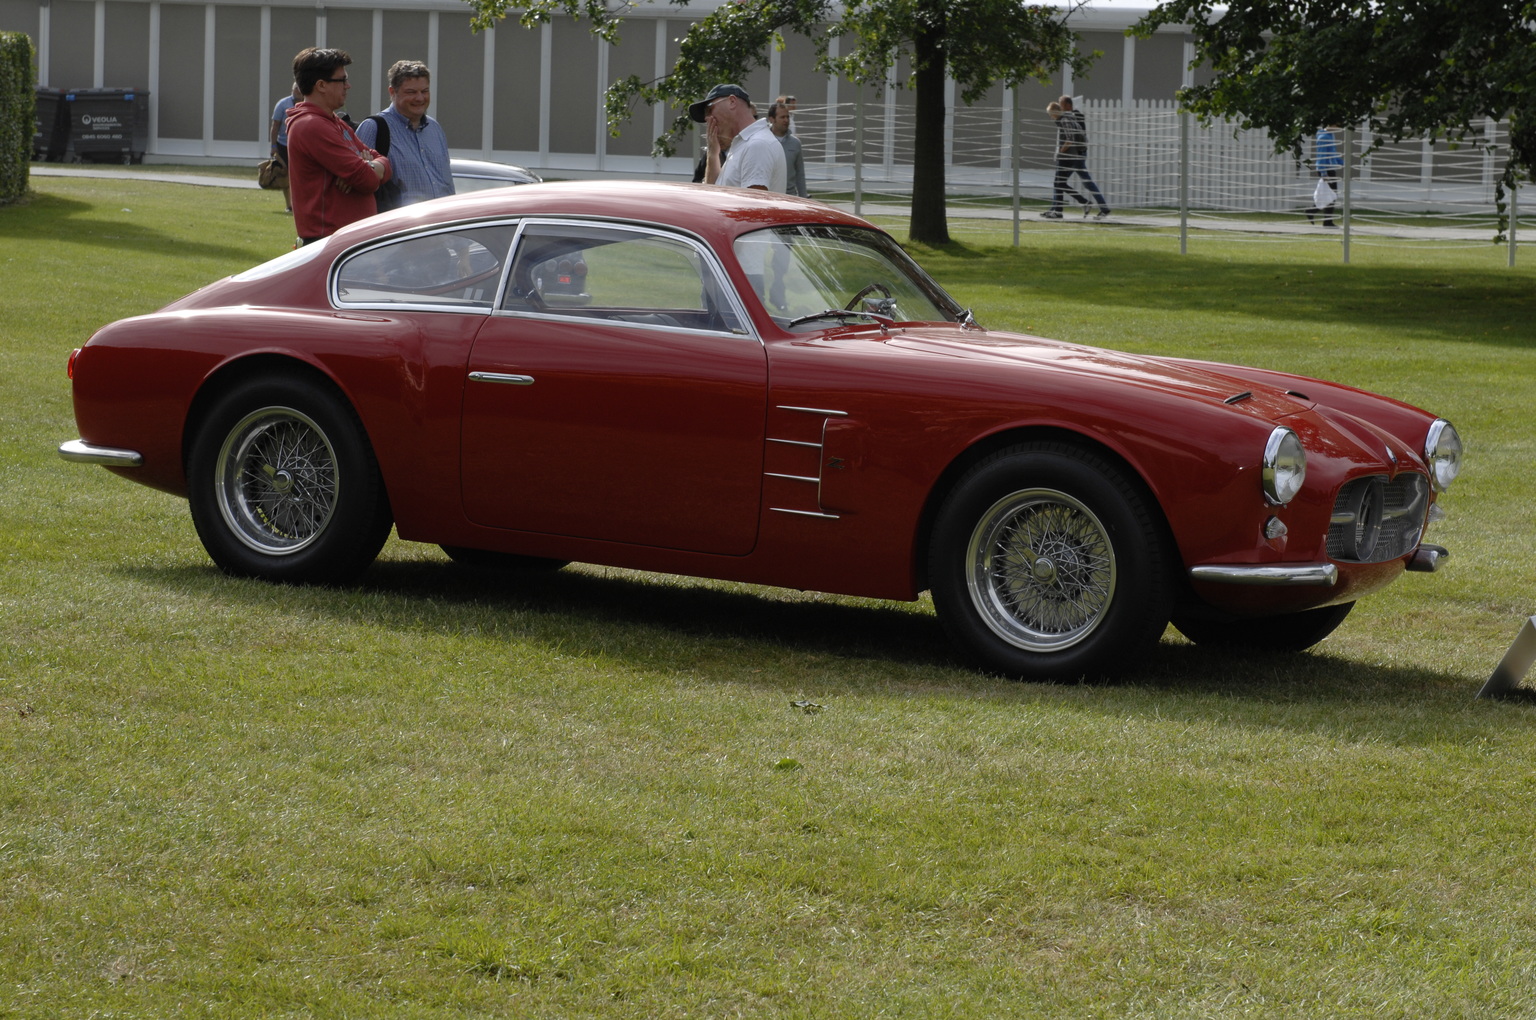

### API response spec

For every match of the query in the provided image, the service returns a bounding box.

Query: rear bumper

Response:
[58,439,143,467]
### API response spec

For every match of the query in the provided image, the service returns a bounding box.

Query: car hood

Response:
[870,325,1315,421]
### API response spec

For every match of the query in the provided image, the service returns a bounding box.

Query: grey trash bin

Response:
[63,88,150,164]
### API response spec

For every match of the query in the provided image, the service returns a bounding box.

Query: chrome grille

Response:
[1327,473,1429,563]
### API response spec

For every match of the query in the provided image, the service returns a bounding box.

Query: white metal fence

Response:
[785,97,1528,257]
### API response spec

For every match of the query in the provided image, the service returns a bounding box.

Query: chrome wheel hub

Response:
[214,406,339,556]
[966,488,1117,652]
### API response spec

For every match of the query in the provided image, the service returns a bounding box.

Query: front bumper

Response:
[1189,543,1449,588]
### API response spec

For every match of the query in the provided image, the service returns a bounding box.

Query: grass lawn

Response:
[4,176,1536,1018]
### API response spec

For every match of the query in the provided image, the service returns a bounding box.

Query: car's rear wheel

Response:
[187,375,393,583]
[929,443,1172,680]
[439,545,569,572]
[1171,602,1355,652]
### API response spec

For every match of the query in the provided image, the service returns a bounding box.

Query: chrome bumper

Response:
[58,439,143,467]
[1189,563,1338,587]
[1191,543,1450,586]
[1405,544,1450,572]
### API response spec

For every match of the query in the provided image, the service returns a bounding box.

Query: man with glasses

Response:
[689,83,785,193]
[286,47,393,243]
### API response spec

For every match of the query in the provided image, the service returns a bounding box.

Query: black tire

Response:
[1171,602,1355,653]
[929,442,1172,680]
[439,545,569,572]
[187,375,393,584]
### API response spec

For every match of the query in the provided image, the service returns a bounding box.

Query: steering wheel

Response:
[845,281,893,310]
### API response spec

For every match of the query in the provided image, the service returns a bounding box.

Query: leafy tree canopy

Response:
[465,0,1090,242]
[1136,0,1536,190]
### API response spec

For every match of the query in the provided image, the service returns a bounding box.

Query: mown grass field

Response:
[4,175,1536,1018]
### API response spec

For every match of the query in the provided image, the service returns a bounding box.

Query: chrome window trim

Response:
[489,217,760,342]
[330,219,520,313]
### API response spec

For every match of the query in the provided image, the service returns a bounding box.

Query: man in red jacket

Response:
[286,47,392,244]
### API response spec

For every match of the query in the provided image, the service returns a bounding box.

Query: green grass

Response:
[5,176,1536,1018]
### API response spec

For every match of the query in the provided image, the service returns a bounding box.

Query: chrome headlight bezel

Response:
[1262,426,1306,506]
[1424,419,1462,493]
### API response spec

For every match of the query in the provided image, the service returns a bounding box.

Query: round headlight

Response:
[1424,419,1462,492]
[1262,426,1306,506]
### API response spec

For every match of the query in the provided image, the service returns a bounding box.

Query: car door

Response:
[462,219,768,556]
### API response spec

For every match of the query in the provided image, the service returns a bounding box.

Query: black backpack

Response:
[365,115,405,212]
[1059,110,1088,158]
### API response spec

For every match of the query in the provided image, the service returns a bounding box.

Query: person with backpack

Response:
[1042,95,1111,220]
[356,60,454,211]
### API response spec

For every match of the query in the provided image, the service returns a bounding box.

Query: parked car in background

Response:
[449,158,541,192]
[59,181,1462,679]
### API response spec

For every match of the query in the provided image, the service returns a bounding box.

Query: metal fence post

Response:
[1341,127,1353,264]
[1179,109,1190,254]
[1511,180,1519,269]
[1012,87,1022,247]
[854,85,864,217]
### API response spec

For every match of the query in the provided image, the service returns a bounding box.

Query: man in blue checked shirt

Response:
[356,60,454,207]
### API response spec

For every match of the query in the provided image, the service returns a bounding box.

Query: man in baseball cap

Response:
[689,83,785,192]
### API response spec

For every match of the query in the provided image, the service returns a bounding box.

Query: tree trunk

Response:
[908,23,950,245]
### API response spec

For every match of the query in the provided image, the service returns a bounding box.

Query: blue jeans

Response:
[1050,158,1108,212]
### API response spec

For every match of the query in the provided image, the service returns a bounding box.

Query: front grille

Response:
[1327,473,1429,563]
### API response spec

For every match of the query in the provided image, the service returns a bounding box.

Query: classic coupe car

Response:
[60,181,1461,679]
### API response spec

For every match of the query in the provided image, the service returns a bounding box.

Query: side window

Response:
[335,225,516,309]
[501,221,745,333]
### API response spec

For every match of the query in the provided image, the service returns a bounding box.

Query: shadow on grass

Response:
[925,242,1536,351]
[0,191,261,263]
[125,555,1483,716]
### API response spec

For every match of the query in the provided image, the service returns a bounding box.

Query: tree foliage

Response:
[466,0,1090,243]
[1136,0,1536,196]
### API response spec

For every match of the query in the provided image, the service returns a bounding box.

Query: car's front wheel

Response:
[187,375,393,583]
[929,443,1172,680]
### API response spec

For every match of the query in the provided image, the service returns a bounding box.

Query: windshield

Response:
[733,225,964,328]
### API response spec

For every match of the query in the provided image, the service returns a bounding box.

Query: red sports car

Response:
[60,181,1462,679]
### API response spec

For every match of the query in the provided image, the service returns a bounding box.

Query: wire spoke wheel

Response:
[188,375,392,584]
[930,442,1171,680]
[216,406,339,555]
[968,489,1116,651]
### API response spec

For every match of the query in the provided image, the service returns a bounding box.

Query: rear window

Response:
[334,225,517,309]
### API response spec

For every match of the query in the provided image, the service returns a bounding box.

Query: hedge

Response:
[0,32,35,204]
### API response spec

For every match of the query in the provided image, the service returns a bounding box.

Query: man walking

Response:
[768,99,807,197]
[689,83,785,193]
[286,47,392,242]
[1042,95,1110,220]
[356,60,454,208]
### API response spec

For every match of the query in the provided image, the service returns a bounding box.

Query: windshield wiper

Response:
[787,308,896,330]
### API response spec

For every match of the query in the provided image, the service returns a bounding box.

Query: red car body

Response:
[61,181,1460,677]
